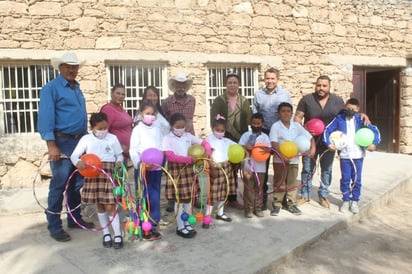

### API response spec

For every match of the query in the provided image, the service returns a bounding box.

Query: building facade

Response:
[0,0,411,188]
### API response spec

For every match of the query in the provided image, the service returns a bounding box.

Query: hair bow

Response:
[215,114,225,120]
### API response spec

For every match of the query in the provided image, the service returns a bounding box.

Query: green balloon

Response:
[355,128,374,147]
[116,186,123,196]
[188,215,197,225]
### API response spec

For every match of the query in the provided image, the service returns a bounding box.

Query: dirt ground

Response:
[274,189,412,274]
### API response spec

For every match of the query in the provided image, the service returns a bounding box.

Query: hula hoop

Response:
[32,156,81,215]
[65,164,120,232]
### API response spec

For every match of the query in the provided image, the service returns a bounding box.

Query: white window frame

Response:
[206,64,259,124]
[106,62,168,119]
[0,62,57,135]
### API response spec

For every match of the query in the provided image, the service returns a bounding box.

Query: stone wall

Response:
[0,0,412,188]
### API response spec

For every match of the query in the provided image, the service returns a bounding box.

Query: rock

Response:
[2,161,38,189]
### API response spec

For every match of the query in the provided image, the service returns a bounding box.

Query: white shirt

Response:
[71,133,123,166]
[339,118,364,159]
[239,131,271,172]
[162,132,203,156]
[129,122,163,168]
[206,134,235,163]
[269,119,311,164]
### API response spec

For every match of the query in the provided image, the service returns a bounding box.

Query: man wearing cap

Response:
[162,72,196,134]
[38,52,94,242]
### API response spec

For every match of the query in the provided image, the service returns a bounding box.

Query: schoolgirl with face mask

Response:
[70,112,124,249]
[129,101,164,241]
[162,113,212,238]
[204,115,237,227]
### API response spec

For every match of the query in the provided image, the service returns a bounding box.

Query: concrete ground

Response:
[0,152,411,274]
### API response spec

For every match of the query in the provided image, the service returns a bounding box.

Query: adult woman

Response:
[210,74,252,209]
[100,83,133,159]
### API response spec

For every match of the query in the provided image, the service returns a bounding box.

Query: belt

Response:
[54,132,84,139]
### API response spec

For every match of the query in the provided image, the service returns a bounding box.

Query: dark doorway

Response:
[352,67,400,152]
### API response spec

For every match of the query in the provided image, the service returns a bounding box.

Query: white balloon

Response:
[294,135,311,153]
[330,131,348,150]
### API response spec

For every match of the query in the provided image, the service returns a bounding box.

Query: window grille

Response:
[106,63,168,119]
[0,63,57,135]
[206,65,259,123]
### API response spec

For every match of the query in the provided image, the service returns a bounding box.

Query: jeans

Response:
[46,137,83,234]
[300,148,335,199]
[135,168,162,230]
[340,158,363,201]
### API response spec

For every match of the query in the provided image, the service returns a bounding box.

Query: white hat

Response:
[51,52,86,70]
[168,72,193,92]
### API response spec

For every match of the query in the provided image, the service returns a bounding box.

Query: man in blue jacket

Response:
[323,98,381,214]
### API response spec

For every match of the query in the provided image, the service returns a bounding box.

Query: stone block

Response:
[2,161,38,189]
[269,3,292,16]
[2,17,31,29]
[311,22,332,34]
[216,0,232,13]
[252,16,279,29]
[228,13,251,26]
[233,2,253,14]
[370,15,383,26]
[227,43,250,54]
[0,40,20,48]
[334,24,346,36]
[96,37,122,49]
[0,1,27,15]
[29,2,61,16]
[388,30,404,42]
[70,17,98,32]
[21,42,42,49]
[292,5,308,18]
[175,0,196,9]
[64,37,96,49]
[62,3,83,17]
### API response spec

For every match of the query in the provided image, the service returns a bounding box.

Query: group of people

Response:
[38,52,380,249]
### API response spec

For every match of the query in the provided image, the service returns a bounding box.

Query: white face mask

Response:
[172,127,185,137]
[213,131,225,139]
[94,129,108,139]
[142,114,156,125]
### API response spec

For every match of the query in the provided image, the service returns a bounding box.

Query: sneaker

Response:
[319,197,330,208]
[50,230,71,242]
[297,197,310,205]
[340,201,350,213]
[350,201,359,214]
[270,206,281,216]
[226,200,244,210]
[253,210,264,217]
[285,205,302,215]
[143,230,162,241]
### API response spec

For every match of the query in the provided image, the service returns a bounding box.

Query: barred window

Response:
[206,64,259,123]
[106,63,168,118]
[0,63,57,135]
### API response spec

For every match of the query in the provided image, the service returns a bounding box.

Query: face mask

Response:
[345,109,356,118]
[213,131,225,139]
[172,127,185,137]
[142,114,156,125]
[94,129,108,139]
[251,126,262,134]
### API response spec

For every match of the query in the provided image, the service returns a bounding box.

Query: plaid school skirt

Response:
[165,162,198,201]
[209,161,236,202]
[82,162,116,205]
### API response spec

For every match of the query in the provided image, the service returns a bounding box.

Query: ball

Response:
[279,141,298,159]
[181,212,189,221]
[79,153,102,178]
[329,131,348,150]
[188,215,197,225]
[251,143,271,162]
[294,135,311,153]
[228,144,245,164]
[355,128,374,147]
[306,118,325,136]
[195,212,204,222]
[203,215,212,225]
[141,221,152,232]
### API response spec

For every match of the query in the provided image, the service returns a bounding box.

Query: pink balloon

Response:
[141,148,163,170]
[203,215,212,225]
[306,118,325,136]
[142,221,152,232]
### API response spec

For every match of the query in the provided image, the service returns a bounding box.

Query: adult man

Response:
[38,52,93,242]
[252,68,292,210]
[294,75,345,208]
[162,72,196,134]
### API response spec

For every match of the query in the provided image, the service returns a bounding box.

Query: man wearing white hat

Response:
[38,52,93,242]
[162,72,196,134]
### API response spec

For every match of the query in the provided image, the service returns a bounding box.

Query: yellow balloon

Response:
[279,141,298,159]
[228,144,245,163]
[188,144,205,159]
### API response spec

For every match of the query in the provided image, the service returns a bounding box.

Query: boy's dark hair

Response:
[90,112,108,127]
[111,83,125,93]
[139,101,157,113]
[225,73,240,84]
[346,97,360,106]
[277,102,293,113]
[212,114,227,128]
[251,112,264,123]
[169,112,186,127]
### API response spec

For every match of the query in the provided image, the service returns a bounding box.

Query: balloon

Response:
[188,144,205,159]
[306,118,325,136]
[228,144,245,163]
[181,212,189,221]
[115,186,123,196]
[141,148,163,169]
[294,135,311,153]
[195,212,204,222]
[79,153,102,178]
[142,221,152,232]
[355,128,374,147]
[125,221,136,233]
[251,143,271,162]
[330,131,348,150]
[203,215,212,225]
[188,215,197,225]
[279,141,298,159]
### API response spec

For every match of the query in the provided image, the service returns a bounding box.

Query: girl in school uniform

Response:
[162,113,211,238]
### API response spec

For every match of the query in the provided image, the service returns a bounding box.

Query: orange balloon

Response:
[195,212,204,222]
[279,141,298,159]
[79,153,102,178]
[125,221,136,232]
[251,143,271,162]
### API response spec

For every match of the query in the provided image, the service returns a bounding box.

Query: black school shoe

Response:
[284,205,302,215]
[176,227,195,238]
[215,213,232,222]
[68,219,95,229]
[50,230,71,242]
[103,234,112,248]
[143,230,162,241]
[270,206,281,216]
[113,236,123,249]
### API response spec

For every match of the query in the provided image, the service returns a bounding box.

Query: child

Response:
[205,115,236,227]
[162,113,211,238]
[129,102,163,240]
[239,113,271,218]
[269,102,314,216]
[323,98,381,214]
[70,112,124,249]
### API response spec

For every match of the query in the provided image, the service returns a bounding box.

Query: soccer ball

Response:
[329,131,348,150]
